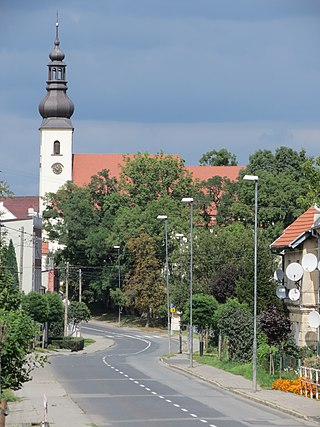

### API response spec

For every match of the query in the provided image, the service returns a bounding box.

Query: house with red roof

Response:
[0,197,42,294]
[270,205,320,349]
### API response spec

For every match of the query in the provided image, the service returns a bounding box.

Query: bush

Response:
[272,378,301,394]
[303,356,320,369]
[50,337,84,352]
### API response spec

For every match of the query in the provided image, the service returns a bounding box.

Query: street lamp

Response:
[181,197,194,368]
[175,233,184,354]
[114,245,121,327]
[243,174,258,392]
[157,215,171,354]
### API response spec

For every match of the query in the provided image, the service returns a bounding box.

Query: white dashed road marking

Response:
[102,356,218,425]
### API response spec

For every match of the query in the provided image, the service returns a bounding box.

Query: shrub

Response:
[272,378,301,394]
[50,337,84,352]
[272,377,318,398]
[303,356,320,369]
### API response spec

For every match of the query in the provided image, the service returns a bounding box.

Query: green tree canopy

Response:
[119,152,195,207]
[183,294,218,331]
[5,239,19,286]
[44,291,64,337]
[22,291,49,324]
[124,230,165,325]
[0,309,42,391]
[199,149,238,166]
[68,301,91,329]
[297,155,320,209]
[216,298,253,362]
[215,146,310,240]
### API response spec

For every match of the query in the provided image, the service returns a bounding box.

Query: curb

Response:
[160,357,320,425]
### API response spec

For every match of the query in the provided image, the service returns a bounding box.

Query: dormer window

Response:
[53,140,60,155]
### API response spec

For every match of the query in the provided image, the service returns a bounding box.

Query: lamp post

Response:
[181,197,194,368]
[157,215,171,354]
[175,233,184,354]
[114,245,121,327]
[243,174,258,392]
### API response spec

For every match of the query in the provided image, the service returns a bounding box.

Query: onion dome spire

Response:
[39,18,74,129]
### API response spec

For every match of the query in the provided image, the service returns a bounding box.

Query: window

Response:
[53,140,60,155]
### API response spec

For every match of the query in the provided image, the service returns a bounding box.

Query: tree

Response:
[259,305,291,376]
[44,291,64,338]
[110,288,126,309]
[259,305,291,347]
[68,301,91,335]
[216,299,253,362]
[0,309,44,391]
[210,265,243,304]
[119,152,195,207]
[198,176,238,228]
[41,153,200,311]
[0,181,13,199]
[194,223,278,312]
[22,291,49,324]
[215,146,310,240]
[183,294,218,332]
[199,149,238,166]
[124,230,165,326]
[5,239,19,286]
[297,155,320,209]
[0,263,21,311]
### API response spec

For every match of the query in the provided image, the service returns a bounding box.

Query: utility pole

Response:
[19,227,24,292]
[64,262,69,336]
[79,269,82,302]
[32,232,35,291]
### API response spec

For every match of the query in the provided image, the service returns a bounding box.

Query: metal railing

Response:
[300,366,319,400]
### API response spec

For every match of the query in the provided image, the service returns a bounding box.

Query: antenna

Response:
[308,310,320,328]
[288,288,300,301]
[273,269,284,282]
[302,253,317,272]
[285,263,303,282]
[276,285,287,299]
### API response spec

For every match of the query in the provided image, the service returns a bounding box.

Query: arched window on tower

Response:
[53,140,60,155]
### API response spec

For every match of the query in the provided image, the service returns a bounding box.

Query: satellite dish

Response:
[288,288,300,301]
[274,269,284,282]
[276,285,287,299]
[308,310,320,328]
[302,253,318,272]
[286,263,303,282]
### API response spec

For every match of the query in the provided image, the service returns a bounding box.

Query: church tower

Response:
[39,20,74,215]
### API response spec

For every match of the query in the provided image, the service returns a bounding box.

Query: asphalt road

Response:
[50,323,316,427]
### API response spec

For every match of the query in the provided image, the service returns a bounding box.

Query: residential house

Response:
[270,205,320,350]
[0,197,42,294]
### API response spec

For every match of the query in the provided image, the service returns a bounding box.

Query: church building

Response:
[2,21,243,294]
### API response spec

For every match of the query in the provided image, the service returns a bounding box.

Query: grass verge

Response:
[194,353,282,389]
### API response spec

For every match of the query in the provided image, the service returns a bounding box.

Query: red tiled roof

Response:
[73,154,127,187]
[0,196,39,220]
[73,154,244,187]
[270,205,320,249]
[186,165,243,182]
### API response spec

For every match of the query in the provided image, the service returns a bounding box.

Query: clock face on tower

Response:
[52,162,63,175]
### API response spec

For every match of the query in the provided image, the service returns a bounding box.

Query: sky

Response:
[1,0,320,196]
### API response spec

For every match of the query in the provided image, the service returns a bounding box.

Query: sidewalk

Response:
[6,331,320,426]
[162,353,320,425]
[6,334,113,427]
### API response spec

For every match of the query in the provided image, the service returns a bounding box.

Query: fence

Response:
[300,366,319,400]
